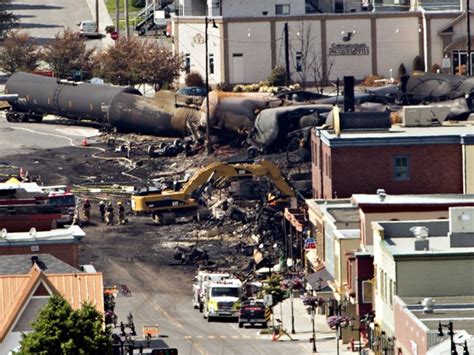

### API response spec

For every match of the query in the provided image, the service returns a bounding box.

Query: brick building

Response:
[310,123,474,199]
[0,226,85,268]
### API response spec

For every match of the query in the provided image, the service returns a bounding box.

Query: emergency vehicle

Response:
[41,185,76,225]
[202,278,242,322]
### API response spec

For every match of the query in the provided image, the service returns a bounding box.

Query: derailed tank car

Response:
[4,72,197,137]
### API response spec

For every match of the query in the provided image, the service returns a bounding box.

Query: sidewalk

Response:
[260,295,357,354]
[84,0,114,47]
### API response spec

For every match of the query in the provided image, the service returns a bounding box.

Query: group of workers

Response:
[81,199,127,226]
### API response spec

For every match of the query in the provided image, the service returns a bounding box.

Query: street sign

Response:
[110,31,119,40]
[264,294,273,307]
[265,307,272,322]
[304,237,316,249]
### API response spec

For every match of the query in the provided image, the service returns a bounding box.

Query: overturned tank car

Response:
[4,72,200,137]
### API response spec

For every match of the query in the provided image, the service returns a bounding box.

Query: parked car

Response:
[175,86,208,108]
[77,21,102,39]
[238,299,267,328]
[274,90,327,102]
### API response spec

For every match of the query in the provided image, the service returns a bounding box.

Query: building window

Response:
[185,54,191,74]
[389,279,393,306]
[393,155,409,181]
[276,4,290,15]
[296,52,302,72]
[362,280,372,304]
[209,54,215,75]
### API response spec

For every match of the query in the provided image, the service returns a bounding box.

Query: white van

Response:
[77,21,101,38]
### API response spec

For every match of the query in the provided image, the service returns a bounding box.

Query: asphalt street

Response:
[10,0,112,50]
[0,116,325,354]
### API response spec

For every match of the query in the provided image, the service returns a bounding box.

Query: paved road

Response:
[0,114,100,156]
[10,0,112,50]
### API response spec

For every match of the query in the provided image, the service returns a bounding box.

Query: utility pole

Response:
[115,0,120,33]
[95,0,99,33]
[468,0,472,76]
[205,17,213,155]
[124,0,130,38]
[284,23,290,85]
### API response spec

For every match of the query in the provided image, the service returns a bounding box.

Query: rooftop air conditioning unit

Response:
[402,106,450,127]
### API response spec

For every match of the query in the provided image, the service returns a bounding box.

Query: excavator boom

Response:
[131,160,295,220]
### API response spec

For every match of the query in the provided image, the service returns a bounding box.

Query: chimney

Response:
[344,76,355,112]
[377,189,386,202]
[410,226,430,251]
[422,298,435,313]
[31,256,39,266]
[449,207,474,247]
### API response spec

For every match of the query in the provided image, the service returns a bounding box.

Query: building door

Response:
[231,53,244,84]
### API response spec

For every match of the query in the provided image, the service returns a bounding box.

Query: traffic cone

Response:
[81,138,89,147]
[271,330,277,342]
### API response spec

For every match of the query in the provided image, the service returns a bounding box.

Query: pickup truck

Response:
[238,300,267,328]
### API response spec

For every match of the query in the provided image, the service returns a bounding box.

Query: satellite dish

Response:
[29,227,37,238]
[1,228,7,238]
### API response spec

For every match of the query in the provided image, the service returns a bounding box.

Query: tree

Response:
[97,37,183,88]
[95,37,142,86]
[0,32,40,74]
[311,51,334,94]
[19,294,111,355]
[0,0,17,39]
[263,275,288,306]
[136,40,184,89]
[42,29,95,79]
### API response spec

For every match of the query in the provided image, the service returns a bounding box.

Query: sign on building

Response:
[329,43,370,56]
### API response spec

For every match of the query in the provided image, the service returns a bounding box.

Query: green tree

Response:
[0,32,40,74]
[95,36,141,86]
[19,294,111,355]
[0,0,17,39]
[263,275,287,306]
[42,29,95,79]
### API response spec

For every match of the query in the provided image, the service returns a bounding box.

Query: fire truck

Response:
[202,278,242,322]
[41,185,76,225]
[192,271,231,312]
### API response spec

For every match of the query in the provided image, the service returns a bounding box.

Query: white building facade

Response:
[172,0,473,86]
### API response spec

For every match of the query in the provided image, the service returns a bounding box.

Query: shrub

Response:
[268,65,287,87]
[185,71,205,87]
[431,63,441,73]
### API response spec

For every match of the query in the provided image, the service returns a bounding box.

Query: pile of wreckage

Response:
[5,71,474,162]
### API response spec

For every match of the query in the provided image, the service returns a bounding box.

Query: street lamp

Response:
[438,321,470,355]
[205,16,218,155]
[311,307,317,353]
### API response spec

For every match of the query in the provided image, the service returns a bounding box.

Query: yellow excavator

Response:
[131,159,295,224]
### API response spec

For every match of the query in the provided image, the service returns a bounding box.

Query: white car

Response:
[77,21,101,38]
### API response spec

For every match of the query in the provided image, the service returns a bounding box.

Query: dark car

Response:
[238,300,267,328]
[175,86,208,108]
[275,90,327,102]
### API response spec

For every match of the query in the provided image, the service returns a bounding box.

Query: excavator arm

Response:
[131,159,294,213]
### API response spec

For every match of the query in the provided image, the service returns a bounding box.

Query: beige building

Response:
[372,207,474,339]
[171,9,472,85]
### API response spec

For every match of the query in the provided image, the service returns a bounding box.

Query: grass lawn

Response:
[105,0,142,13]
